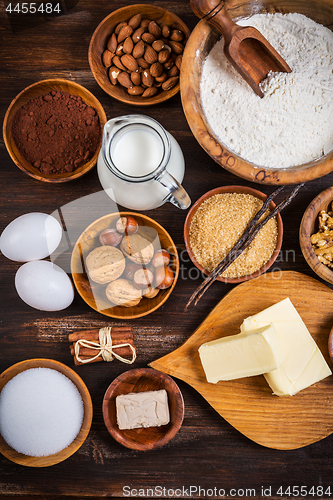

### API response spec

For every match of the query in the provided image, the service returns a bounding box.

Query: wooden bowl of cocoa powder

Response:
[3,79,107,183]
[88,4,190,106]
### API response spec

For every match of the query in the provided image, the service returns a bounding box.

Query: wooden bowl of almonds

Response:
[88,4,190,105]
[71,212,179,319]
[300,187,333,285]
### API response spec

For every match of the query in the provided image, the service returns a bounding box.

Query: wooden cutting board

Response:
[150,271,333,450]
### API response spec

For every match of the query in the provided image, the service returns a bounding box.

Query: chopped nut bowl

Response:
[300,187,333,285]
[71,212,179,319]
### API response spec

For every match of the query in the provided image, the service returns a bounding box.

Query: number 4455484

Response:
[277,486,332,497]
[6,3,61,14]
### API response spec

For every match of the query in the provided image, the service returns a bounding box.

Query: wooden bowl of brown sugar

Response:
[3,79,107,183]
[184,186,283,284]
[88,4,190,106]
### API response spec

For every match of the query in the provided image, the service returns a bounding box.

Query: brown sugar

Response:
[189,193,278,279]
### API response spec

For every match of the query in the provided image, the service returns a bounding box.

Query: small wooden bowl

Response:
[102,367,184,451]
[300,186,333,285]
[327,326,333,364]
[0,358,93,467]
[184,186,283,284]
[88,4,190,106]
[3,79,107,183]
[71,212,179,319]
[181,0,333,185]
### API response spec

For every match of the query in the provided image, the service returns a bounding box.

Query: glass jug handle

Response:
[156,169,191,210]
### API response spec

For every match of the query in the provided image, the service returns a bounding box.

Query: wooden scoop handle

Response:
[190,0,239,44]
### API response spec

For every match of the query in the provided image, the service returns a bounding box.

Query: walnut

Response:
[86,246,125,284]
[120,233,154,265]
[106,278,142,307]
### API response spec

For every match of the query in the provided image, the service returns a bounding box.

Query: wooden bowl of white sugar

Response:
[0,359,93,467]
[181,0,333,185]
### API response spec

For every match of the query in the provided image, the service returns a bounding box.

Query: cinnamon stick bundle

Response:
[69,326,135,365]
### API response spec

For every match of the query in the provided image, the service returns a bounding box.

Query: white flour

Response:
[200,13,333,168]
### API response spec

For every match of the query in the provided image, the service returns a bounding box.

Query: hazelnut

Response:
[116,216,139,235]
[99,228,122,247]
[143,286,160,299]
[123,262,142,281]
[152,249,171,267]
[133,267,154,289]
[154,265,174,289]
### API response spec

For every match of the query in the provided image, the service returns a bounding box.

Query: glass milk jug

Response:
[97,115,191,211]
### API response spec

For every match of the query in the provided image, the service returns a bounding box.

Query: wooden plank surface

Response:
[1,0,333,498]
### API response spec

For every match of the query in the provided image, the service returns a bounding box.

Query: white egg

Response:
[15,261,74,311]
[0,213,62,262]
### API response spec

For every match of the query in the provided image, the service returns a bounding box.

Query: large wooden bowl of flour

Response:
[181,0,333,185]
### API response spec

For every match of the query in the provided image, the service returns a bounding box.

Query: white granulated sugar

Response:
[0,367,84,457]
[200,13,333,168]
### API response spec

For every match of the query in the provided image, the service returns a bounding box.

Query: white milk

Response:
[112,128,164,177]
[97,125,186,210]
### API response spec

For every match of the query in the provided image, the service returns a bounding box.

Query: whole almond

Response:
[155,72,168,83]
[132,26,146,43]
[107,32,117,53]
[168,65,179,78]
[152,39,165,52]
[116,44,124,57]
[162,25,171,38]
[128,13,142,29]
[142,87,158,98]
[137,57,150,69]
[132,39,145,59]
[142,32,156,44]
[109,66,121,85]
[158,49,170,64]
[131,71,141,86]
[175,54,182,70]
[113,55,127,71]
[102,49,113,67]
[170,29,184,42]
[118,72,133,89]
[148,20,161,38]
[128,86,144,96]
[150,61,163,78]
[115,21,127,35]
[164,58,174,70]
[169,40,184,54]
[140,18,150,28]
[142,69,154,87]
[144,45,157,64]
[118,25,133,43]
[121,53,139,72]
[162,76,179,91]
[123,36,134,54]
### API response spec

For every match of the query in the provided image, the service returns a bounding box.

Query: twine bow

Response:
[74,327,136,364]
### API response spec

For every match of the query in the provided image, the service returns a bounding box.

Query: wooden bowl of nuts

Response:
[181,0,333,185]
[88,4,190,105]
[3,79,106,183]
[300,187,333,285]
[71,212,179,319]
[184,186,283,284]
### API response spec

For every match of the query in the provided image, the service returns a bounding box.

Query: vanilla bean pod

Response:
[186,183,304,308]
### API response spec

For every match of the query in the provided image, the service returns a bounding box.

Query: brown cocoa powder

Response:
[11,90,101,175]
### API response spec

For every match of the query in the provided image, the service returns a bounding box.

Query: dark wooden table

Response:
[1,1,333,498]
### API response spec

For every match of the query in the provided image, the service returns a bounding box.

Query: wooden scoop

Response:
[190,0,291,97]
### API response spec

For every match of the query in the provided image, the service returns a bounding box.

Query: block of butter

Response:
[241,298,332,396]
[198,324,285,384]
[116,390,170,430]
